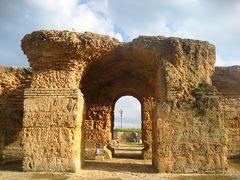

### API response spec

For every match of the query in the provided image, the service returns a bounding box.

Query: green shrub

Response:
[192,82,218,115]
[192,82,218,97]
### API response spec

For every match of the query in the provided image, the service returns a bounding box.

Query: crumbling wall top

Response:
[21,30,122,70]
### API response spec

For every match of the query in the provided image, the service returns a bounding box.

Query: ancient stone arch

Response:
[18,30,229,173]
[80,42,159,160]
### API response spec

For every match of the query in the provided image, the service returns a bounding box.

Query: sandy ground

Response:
[0,143,240,180]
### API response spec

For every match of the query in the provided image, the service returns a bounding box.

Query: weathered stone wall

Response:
[0,66,32,163]
[21,30,122,172]
[22,88,84,172]
[18,30,233,174]
[142,97,156,159]
[150,37,228,173]
[84,104,112,159]
[220,96,240,157]
[80,37,159,160]
[82,96,156,160]
[153,93,228,173]
[212,66,240,157]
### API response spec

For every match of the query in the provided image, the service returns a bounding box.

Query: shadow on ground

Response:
[0,143,239,180]
[84,160,155,173]
[0,159,239,180]
[113,153,143,159]
[112,142,144,159]
[0,160,22,172]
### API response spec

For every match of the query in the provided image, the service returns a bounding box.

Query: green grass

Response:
[113,128,141,133]
[123,141,143,145]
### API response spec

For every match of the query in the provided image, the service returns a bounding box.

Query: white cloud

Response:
[107,0,240,65]
[0,0,122,67]
[23,0,122,39]
[0,0,239,66]
[0,0,239,128]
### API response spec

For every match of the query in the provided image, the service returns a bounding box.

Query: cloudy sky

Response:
[0,0,239,128]
[114,96,141,129]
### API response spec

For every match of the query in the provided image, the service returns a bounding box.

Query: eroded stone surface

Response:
[0,30,239,173]
[212,66,240,157]
[22,89,84,172]
[0,66,32,164]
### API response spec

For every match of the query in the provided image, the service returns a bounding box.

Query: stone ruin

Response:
[0,30,239,173]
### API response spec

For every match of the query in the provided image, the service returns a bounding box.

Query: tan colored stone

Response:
[0,66,32,163]
[212,66,240,157]
[0,30,239,174]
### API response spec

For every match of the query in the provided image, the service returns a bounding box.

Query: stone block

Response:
[95,156,104,160]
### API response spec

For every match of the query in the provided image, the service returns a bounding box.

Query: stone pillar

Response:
[152,102,174,173]
[153,94,228,173]
[22,88,84,172]
[142,97,156,159]
[83,104,112,159]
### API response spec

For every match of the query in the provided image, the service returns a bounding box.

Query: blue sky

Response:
[0,0,239,128]
[1,0,240,67]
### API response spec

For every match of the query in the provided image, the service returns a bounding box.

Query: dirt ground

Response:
[0,143,240,180]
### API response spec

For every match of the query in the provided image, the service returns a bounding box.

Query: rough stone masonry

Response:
[0,30,239,173]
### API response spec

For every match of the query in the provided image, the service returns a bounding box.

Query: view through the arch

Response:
[114,96,141,129]
[113,96,144,159]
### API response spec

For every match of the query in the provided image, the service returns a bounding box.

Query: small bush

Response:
[192,82,218,97]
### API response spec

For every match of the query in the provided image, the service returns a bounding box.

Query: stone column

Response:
[20,30,122,172]
[22,88,84,172]
[83,104,112,159]
[152,102,174,173]
[142,97,156,159]
[153,89,228,173]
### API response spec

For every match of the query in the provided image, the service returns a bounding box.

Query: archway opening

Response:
[112,96,144,159]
